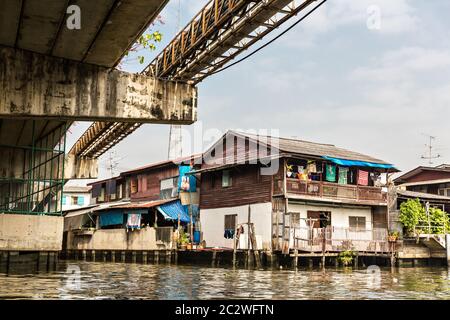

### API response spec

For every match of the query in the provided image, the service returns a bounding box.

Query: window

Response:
[117,184,123,199]
[130,178,138,194]
[222,170,232,188]
[349,216,366,231]
[72,196,78,205]
[439,188,450,197]
[224,214,237,231]
[160,177,178,199]
[98,188,105,202]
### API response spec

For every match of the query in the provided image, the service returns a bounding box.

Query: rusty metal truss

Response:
[71,0,320,159]
[144,0,317,83]
[69,122,141,158]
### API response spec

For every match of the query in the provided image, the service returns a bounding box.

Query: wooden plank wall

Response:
[199,165,273,209]
[131,165,178,201]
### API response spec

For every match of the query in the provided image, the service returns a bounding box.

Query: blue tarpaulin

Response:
[157,200,190,223]
[99,211,124,228]
[322,156,396,170]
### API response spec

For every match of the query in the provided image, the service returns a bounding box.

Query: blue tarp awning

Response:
[157,200,190,223]
[322,156,397,170]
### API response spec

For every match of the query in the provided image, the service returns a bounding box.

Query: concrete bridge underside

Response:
[0,0,197,255]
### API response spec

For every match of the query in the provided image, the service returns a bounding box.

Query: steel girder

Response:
[72,0,319,159]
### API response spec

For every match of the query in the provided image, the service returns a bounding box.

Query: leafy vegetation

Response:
[338,250,355,267]
[399,198,450,236]
[123,31,163,66]
[399,198,424,236]
[178,230,190,245]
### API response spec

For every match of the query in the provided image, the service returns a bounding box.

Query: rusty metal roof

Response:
[120,154,202,176]
[233,131,393,165]
[396,189,450,202]
[394,165,450,184]
[107,199,174,209]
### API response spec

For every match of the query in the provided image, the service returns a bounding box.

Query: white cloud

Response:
[351,47,450,82]
[280,0,419,49]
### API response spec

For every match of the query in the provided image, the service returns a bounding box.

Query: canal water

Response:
[1,261,450,299]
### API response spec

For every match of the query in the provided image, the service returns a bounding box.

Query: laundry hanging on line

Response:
[127,213,141,230]
[338,167,349,184]
[325,164,336,182]
[224,229,235,239]
[358,170,369,186]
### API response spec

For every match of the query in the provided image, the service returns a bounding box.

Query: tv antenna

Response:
[421,134,441,165]
[102,150,126,177]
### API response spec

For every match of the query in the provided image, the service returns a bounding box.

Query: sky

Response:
[67,0,450,184]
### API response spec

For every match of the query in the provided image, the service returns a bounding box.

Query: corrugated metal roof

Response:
[397,189,450,201]
[120,154,202,176]
[234,131,392,165]
[394,165,450,184]
[108,199,174,209]
[63,185,92,193]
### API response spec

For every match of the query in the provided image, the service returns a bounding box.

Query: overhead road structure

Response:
[0,0,198,215]
[78,0,322,159]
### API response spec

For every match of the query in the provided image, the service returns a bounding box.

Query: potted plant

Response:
[338,250,355,267]
[178,232,190,250]
[388,231,399,242]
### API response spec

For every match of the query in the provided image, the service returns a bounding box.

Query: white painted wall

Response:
[288,203,373,229]
[288,203,376,244]
[62,192,92,211]
[200,202,272,250]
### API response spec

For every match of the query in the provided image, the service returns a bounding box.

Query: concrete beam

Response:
[64,154,98,180]
[0,46,197,123]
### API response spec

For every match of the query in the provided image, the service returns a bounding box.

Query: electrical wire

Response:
[209,0,328,77]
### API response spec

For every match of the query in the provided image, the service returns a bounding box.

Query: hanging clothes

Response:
[224,229,235,239]
[338,167,349,184]
[325,164,336,182]
[126,213,141,230]
[178,165,196,192]
[358,170,369,186]
[307,161,317,173]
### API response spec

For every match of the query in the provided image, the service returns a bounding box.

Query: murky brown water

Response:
[0,261,450,299]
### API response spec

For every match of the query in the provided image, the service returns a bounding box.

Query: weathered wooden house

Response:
[63,155,200,252]
[197,130,398,253]
[394,165,450,213]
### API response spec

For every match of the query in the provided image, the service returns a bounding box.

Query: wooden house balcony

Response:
[281,178,387,205]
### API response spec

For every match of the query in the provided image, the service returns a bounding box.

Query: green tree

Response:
[399,198,450,235]
[399,198,424,236]
[428,207,450,234]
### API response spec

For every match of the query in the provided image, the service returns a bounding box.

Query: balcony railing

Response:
[285,179,386,203]
[291,226,391,253]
